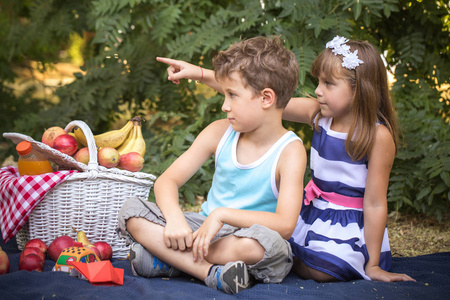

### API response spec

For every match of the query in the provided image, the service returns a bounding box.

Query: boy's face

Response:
[219,72,263,132]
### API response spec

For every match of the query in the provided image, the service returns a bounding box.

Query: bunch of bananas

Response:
[73,116,146,157]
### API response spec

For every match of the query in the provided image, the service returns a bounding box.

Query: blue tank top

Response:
[200,126,302,216]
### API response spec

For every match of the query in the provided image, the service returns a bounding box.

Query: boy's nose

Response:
[222,99,231,112]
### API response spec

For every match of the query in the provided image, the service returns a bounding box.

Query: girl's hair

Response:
[311,39,398,161]
[212,36,299,109]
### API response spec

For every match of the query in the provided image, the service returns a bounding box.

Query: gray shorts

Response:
[117,196,293,283]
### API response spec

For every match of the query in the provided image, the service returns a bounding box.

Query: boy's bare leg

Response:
[126,217,265,280]
[206,235,265,265]
[127,217,212,280]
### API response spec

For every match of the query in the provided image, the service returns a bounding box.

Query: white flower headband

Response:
[326,36,363,70]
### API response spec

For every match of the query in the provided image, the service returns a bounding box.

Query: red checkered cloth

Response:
[0,166,77,243]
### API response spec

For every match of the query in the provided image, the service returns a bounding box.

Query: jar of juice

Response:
[16,141,53,176]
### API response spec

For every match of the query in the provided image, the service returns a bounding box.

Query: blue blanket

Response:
[1,234,449,299]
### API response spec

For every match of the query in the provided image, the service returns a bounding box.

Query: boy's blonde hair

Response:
[311,39,398,161]
[212,36,299,109]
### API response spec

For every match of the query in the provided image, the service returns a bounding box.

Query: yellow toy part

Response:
[53,246,101,274]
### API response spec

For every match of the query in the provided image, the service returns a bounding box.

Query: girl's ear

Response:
[260,88,276,109]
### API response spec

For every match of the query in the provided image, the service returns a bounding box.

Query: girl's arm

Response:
[154,119,229,252]
[156,57,319,125]
[363,125,415,282]
[283,96,319,126]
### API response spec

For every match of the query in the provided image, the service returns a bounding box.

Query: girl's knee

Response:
[292,257,338,283]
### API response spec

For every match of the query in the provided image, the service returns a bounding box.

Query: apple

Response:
[48,235,75,261]
[25,238,47,254]
[0,246,10,275]
[53,134,78,156]
[94,241,113,260]
[19,253,44,272]
[73,147,90,165]
[88,245,102,261]
[20,247,46,262]
[42,126,66,147]
[98,147,120,168]
[118,152,144,172]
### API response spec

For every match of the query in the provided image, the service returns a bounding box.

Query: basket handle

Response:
[65,120,98,171]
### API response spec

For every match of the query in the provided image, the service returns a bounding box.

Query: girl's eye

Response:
[325,81,333,86]
[229,92,236,98]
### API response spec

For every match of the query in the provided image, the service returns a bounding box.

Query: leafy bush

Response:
[1,0,448,218]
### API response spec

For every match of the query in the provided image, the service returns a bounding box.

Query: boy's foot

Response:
[129,242,181,278]
[204,261,253,294]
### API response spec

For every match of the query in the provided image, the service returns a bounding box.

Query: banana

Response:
[92,120,134,148]
[132,121,146,157]
[69,132,83,149]
[73,120,134,148]
[117,123,137,155]
[74,126,88,147]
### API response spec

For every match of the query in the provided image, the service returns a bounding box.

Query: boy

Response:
[118,36,306,294]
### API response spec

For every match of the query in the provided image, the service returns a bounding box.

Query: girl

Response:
[156,36,415,283]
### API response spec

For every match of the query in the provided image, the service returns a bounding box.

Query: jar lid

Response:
[16,141,33,155]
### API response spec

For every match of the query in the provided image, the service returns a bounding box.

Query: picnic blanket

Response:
[0,166,76,243]
[1,232,448,299]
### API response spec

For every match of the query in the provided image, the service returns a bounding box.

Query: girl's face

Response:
[315,73,354,122]
[219,72,263,132]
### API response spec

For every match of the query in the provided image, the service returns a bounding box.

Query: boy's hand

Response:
[192,210,224,262]
[163,218,194,251]
[156,57,202,85]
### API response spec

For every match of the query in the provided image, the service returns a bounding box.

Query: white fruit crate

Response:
[3,120,156,259]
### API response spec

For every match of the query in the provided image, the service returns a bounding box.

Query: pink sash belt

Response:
[304,180,363,209]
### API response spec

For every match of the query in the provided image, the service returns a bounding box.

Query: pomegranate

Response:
[53,134,78,156]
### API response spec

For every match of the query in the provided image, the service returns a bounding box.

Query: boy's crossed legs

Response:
[118,197,293,294]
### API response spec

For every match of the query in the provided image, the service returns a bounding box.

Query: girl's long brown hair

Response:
[311,40,398,161]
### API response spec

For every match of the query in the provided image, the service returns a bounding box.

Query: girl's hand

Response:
[191,211,224,262]
[156,57,202,84]
[163,217,194,251]
[365,265,416,282]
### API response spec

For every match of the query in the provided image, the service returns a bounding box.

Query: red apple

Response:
[53,134,78,156]
[19,253,44,272]
[118,152,144,172]
[20,247,46,262]
[25,238,47,254]
[48,235,75,261]
[42,126,66,147]
[88,245,102,261]
[94,241,113,260]
[73,147,90,165]
[0,246,10,275]
[98,147,120,168]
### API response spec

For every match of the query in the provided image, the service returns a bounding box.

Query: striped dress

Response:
[289,117,392,281]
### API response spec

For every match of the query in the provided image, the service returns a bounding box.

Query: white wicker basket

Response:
[3,120,156,259]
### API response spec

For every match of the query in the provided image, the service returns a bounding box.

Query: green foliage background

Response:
[1,0,449,219]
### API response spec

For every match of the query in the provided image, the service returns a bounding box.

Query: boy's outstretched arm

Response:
[154,119,230,252]
[192,139,307,261]
[156,57,319,125]
[156,57,222,92]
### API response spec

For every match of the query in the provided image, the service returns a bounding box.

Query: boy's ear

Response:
[260,88,276,109]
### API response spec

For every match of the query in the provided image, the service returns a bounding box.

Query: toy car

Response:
[53,246,100,273]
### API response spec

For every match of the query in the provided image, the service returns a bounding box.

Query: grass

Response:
[387,211,450,257]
